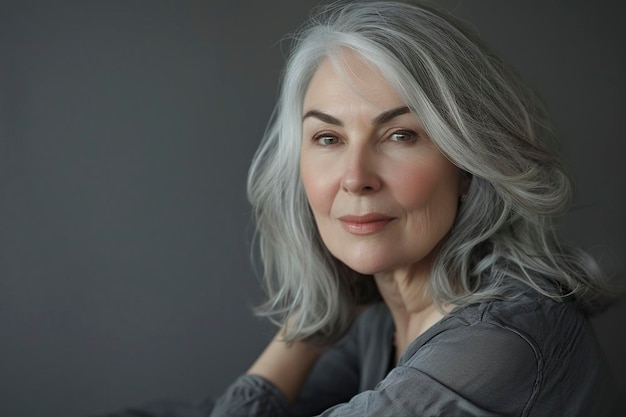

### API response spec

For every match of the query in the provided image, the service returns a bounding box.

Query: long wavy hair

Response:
[247,0,616,345]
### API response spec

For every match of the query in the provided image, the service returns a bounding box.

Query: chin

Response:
[339,255,393,276]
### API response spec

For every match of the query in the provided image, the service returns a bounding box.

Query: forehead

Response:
[303,51,405,111]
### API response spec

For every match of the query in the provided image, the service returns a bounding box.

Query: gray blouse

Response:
[98,285,620,417]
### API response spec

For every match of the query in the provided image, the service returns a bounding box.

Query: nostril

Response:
[340,161,382,194]
[342,182,377,194]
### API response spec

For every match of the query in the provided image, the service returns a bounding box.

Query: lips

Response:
[338,213,395,235]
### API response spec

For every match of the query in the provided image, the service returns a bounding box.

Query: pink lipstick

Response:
[338,213,394,235]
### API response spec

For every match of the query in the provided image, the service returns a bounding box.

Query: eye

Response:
[313,133,340,146]
[389,130,418,143]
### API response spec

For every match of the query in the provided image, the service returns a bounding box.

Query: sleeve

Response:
[315,366,505,417]
[210,374,292,417]
[311,322,539,417]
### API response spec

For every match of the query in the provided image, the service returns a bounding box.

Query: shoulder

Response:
[404,284,575,361]
[398,287,587,415]
[469,283,589,361]
[432,281,588,356]
[394,284,593,414]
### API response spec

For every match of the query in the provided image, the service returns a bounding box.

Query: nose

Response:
[340,145,382,194]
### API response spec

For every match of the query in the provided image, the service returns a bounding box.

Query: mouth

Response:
[338,213,395,235]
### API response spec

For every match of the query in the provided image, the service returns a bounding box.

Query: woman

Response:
[211,1,621,415]
[100,1,619,416]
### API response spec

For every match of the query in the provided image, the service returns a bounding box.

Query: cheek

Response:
[388,161,442,209]
[300,158,336,215]
[389,157,461,234]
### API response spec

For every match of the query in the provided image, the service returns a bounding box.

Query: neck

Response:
[374,265,448,363]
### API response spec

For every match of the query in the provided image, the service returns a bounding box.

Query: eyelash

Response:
[313,133,340,146]
[312,129,419,146]
[389,130,418,143]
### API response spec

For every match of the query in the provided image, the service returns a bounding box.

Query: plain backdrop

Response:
[0,1,624,416]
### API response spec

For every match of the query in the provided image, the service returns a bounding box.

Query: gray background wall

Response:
[0,1,624,416]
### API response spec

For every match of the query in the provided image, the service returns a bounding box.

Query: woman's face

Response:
[300,52,467,276]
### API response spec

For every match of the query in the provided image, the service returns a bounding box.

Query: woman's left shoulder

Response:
[471,286,588,346]
[398,291,614,415]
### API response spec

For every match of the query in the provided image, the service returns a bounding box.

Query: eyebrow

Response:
[372,106,411,125]
[302,110,343,126]
[302,106,411,126]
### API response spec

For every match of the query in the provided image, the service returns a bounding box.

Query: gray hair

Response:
[247,0,615,344]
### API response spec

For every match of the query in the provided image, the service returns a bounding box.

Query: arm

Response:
[209,330,329,417]
[246,329,326,404]
[210,308,366,417]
